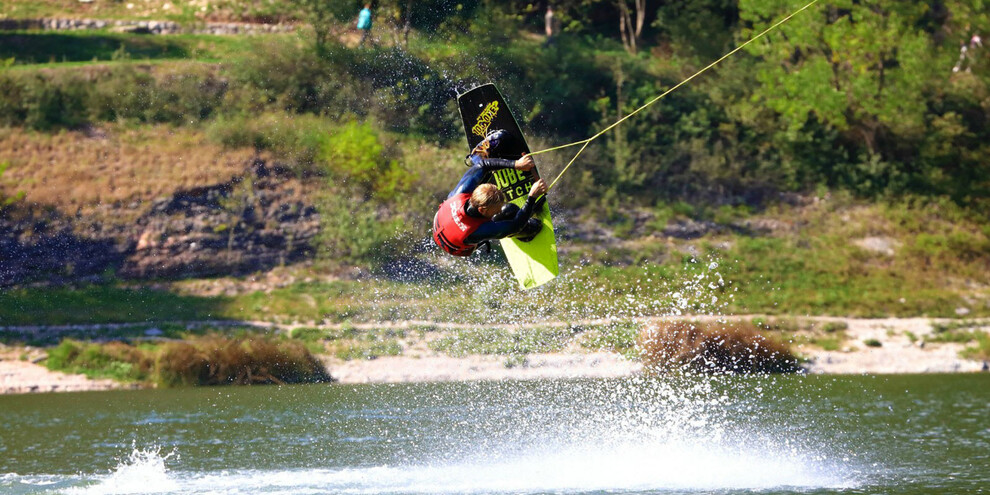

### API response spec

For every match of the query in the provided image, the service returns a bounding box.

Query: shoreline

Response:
[1,316,987,394]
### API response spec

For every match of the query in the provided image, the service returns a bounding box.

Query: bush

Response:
[0,65,227,130]
[154,335,332,386]
[46,339,152,382]
[317,120,413,195]
[46,335,333,387]
[638,320,801,374]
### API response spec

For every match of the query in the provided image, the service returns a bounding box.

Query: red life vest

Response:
[433,193,487,256]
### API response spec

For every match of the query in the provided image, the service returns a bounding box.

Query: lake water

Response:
[0,374,987,494]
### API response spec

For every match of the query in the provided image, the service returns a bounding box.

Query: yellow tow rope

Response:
[534,0,822,191]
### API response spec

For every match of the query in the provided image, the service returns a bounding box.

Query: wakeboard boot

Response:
[513,218,543,242]
[491,202,519,222]
[492,204,542,242]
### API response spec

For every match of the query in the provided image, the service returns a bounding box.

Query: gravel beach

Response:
[1,317,986,394]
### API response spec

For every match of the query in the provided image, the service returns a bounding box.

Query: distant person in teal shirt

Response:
[356,4,372,46]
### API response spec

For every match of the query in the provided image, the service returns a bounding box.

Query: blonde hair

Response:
[470,184,506,212]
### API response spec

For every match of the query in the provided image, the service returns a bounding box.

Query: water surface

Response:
[1,374,987,494]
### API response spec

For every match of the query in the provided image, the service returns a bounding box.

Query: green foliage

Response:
[207,112,334,170]
[0,285,226,327]
[812,336,844,351]
[0,32,191,65]
[929,321,990,358]
[0,65,226,130]
[333,339,403,360]
[821,321,849,333]
[654,0,739,59]
[317,120,411,195]
[45,340,150,382]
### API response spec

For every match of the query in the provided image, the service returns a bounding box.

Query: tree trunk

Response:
[617,0,646,54]
[403,0,412,48]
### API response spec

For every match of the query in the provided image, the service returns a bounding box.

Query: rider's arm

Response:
[447,165,486,198]
[465,196,539,244]
[467,154,517,171]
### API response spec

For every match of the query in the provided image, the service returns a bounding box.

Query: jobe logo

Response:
[471,101,499,137]
[492,168,533,201]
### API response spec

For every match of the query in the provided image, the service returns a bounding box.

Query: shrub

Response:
[0,65,227,130]
[638,320,801,374]
[154,335,332,386]
[46,339,152,382]
[312,191,407,265]
[821,321,849,333]
[316,120,412,195]
[46,335,333,387]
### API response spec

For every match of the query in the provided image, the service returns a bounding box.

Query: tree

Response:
[737,0,942,194]
[617,0,647,53]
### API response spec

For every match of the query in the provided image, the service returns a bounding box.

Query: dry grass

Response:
[638,319,801,374]
[154,335,332,386]
[46,334,334,387]
[0,125,255,214]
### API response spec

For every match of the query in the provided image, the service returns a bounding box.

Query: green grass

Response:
[1,246,987,329]
[809,334,846,351]
[578,322,640,358]
[925,322,990,360]
[429,327,576,357]
[960,333,990,361]
[0,31,280,66]
[332,339,403,361]
[0,285,229,327]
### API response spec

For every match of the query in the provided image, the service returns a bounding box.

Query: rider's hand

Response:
[528,179,548,198]
[515,154,535,171]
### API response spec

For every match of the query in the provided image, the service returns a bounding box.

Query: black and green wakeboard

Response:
[456,83,558,290]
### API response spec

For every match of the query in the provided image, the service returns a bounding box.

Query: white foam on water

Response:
[55,376,859,495]
[98,440,853,495]
[66,447,180,495]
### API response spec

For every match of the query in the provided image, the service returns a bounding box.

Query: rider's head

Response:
[470,184,506,219]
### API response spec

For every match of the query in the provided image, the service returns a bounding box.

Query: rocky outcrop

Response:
[0,160,319,286]
[0,18,296,35]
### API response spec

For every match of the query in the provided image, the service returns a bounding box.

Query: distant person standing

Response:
[953,32,982,73]
[356,3,373,47]
[544,5,560,48]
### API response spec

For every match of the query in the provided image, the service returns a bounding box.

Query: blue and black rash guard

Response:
[447,155,539,245]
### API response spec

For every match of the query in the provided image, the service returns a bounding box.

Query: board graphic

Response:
[456,84,558,290]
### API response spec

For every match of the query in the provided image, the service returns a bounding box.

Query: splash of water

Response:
[66,446,179,495]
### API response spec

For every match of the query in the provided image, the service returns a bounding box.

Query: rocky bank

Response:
[0,160,319,286]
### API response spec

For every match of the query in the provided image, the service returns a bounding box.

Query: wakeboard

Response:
[456,83,558,290]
